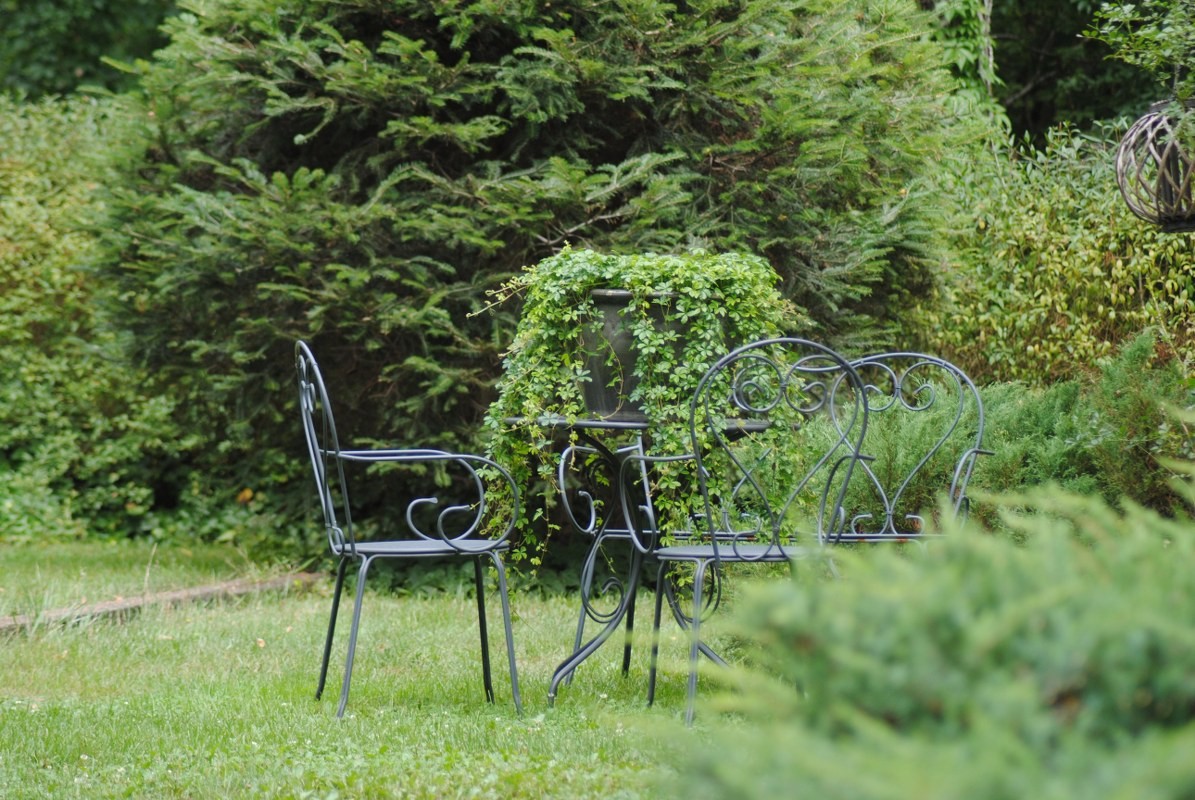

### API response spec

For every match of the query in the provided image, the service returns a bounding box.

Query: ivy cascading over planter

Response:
[483,248,798,562]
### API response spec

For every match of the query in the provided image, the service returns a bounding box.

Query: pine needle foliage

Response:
[96,0,967,547]
[674,448,1195,798]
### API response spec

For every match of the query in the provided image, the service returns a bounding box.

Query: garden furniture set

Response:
[295,335,989,722]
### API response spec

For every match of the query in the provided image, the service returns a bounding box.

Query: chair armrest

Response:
[336,448,456,461]
[335,448,520,549]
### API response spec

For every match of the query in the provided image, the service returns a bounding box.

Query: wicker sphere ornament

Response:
[1116,101,1195,233]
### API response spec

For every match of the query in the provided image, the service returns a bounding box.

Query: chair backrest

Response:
[296,341,521,555]
[296,340,355,553]
[833,352,987,542]
[684,337,869,561]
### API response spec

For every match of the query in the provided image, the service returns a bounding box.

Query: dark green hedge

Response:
[0,0,175,96]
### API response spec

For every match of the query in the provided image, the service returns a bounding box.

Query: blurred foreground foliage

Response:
[678,440,1195,798]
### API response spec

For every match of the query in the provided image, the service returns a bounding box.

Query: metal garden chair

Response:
[826,352,992,543]
[296,341,522,717]
[619,337,869,725]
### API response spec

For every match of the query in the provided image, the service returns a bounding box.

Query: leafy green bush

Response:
[1069,330,1193,508]
[973,329,1191,518]
[927,124,1195,384]
[0,95,191,538]
[0,474,87,543]
[0,95,299,554]
[93,0,972,546]
[970,381,1097,501]
[672,456,1195,798]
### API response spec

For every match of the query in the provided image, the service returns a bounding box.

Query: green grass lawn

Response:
[0,540,258,620]
[0,541,712,799]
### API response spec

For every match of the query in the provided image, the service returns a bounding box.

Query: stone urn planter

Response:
[580,288,675,421]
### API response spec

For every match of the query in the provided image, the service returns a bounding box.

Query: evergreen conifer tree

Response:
[98,0,972,527]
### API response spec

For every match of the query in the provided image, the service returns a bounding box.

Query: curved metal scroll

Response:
[687,338,870,565]
[556,433,654,628]
[829,352,990,542]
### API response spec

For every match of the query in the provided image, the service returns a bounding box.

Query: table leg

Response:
[549,425,651,703]
[564,526,630,687]
[548,545,644,704]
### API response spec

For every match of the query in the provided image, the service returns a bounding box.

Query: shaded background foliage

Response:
[990,0,1150,141]
[2,0,1155,140]
[0,94,311,553]
[0,0,175,96]
[0,0,1193,558]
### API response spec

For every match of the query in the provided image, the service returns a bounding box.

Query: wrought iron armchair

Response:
[620,337,869,724]
[296,341,522,717]
[826,352,992,543]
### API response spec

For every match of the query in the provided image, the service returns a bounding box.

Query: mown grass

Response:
[0,542,714,799]
[0,540,257,619]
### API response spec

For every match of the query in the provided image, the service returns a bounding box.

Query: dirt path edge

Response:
[0,572,321,634]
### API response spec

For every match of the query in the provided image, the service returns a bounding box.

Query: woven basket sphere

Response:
[1116,103,1195,233]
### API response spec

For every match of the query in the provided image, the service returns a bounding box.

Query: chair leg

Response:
[316,557,349,701]
[473,557,496,704]
[647,562,668,707]
[684,560,708,727]
[489,552,523,714]
[622,578,636,675]
[336,555,374,718]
